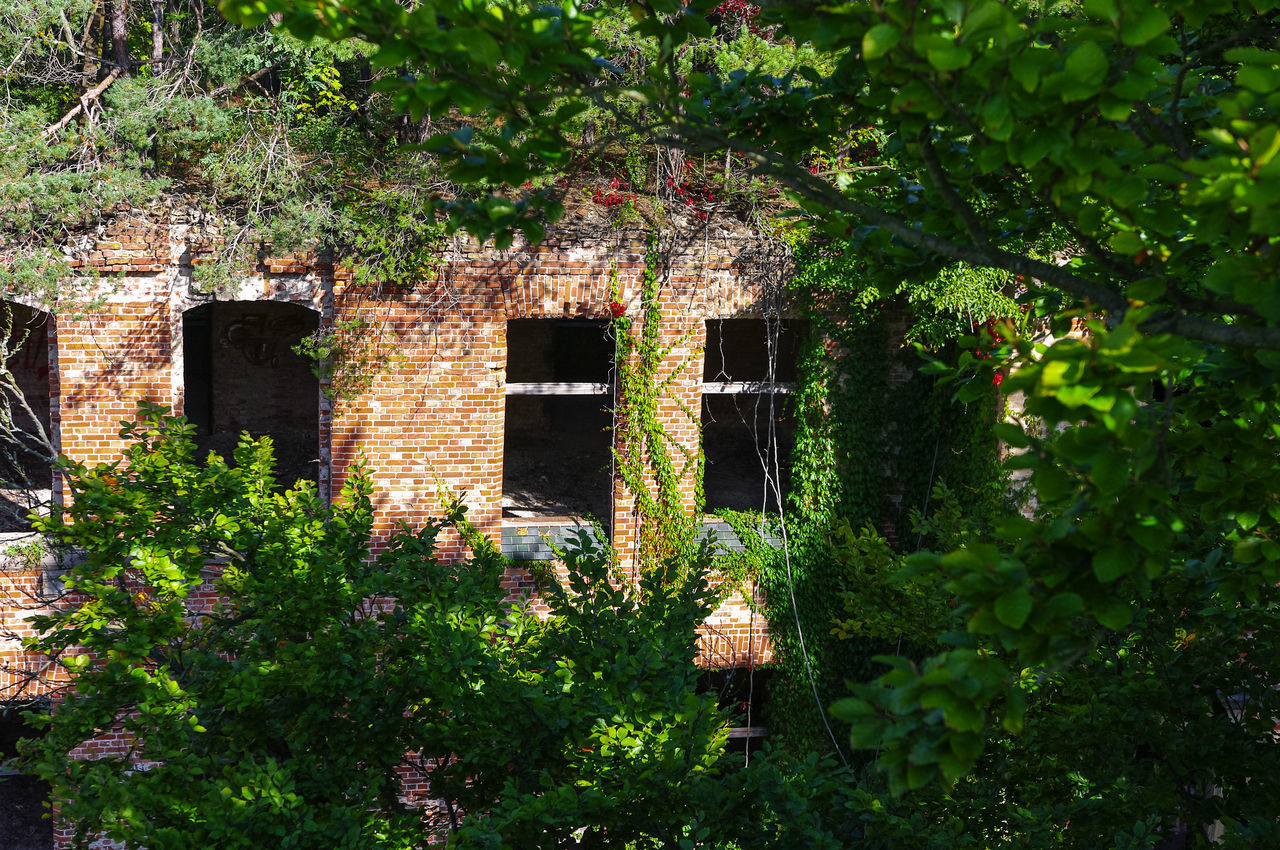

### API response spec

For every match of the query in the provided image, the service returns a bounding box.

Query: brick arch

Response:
[170,284,327,318]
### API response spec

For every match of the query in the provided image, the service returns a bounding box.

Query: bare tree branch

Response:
[669,125,1280,349]
[41,69,120,140]
[209,65,275,99]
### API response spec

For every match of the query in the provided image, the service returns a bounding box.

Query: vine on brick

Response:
[609,242,709,582]
[721,236,1019,754]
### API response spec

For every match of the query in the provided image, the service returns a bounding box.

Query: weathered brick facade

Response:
[1,209,794,728]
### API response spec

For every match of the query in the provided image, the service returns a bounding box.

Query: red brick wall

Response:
[2,214,783,674]
[0,209,804,846]
[0,566,62,702]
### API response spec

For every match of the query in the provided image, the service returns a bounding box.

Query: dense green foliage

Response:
[21,404,876,849]
[729,241,1012,755]
[223,0,1280,845]
[0,0,449,299]
[11,0,1280,846]
[226,0,1280,353]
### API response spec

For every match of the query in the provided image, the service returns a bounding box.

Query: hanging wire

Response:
[722,250,849,765]
[760,306,849,766]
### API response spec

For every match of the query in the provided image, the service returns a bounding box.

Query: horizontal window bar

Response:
[505,381,794,395]
[506,382,611,395]
[701,382,794,394]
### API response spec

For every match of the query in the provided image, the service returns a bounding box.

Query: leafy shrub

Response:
[20,403,860,848]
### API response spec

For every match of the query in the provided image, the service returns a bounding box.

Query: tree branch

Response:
[40,69,120,140]
[661,122,1280,349]
[714,133,1131,312]
[919,128,989,248]
[1143,313,1280,349]
[1133,105,1194,161]
[209,66,275,99]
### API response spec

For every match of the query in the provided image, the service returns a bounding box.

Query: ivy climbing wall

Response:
[0,207,798,697]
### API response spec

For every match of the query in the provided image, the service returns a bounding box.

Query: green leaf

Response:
[1238,64,1280,93]
[453,27,502,69]
[1034,465,1074,502]
[1001,686,1026,735]
[994,586,1033,629]
[1091,450,1128,495]
[1084,0,1119,22]
[1121,5,1171,46]
[927,44,973,72]
[1093,546,1131,582]
[863,24,903,60]
[1109,229,1144,255]
[1061,41,1109,101]
[1093,597,1132,630]
[993,422,1031,448]
[1127,277,1166,302]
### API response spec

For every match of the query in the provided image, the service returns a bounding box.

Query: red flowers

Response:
[992,372,1004,386]
[592,187,629,206]
[665,170,715,221]
[713,0,765,36]
[608,301,626,319]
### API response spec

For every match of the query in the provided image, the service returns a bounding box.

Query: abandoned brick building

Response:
[0,208,809,847]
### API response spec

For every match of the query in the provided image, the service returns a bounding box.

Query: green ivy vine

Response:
[609,242,710,581]
[740,237,1017,755]
[600,232,1017,756]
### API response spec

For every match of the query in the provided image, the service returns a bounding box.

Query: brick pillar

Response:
[58,297,175,472]
[657,271,707,517]
[609,257,707,574]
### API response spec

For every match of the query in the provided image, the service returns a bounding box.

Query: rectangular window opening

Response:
[696,668,772,757]
[0,304,53,533]
[702,319,806,515]
[1,706,52,849]
[182,302,320,488]
[503,320,614,521]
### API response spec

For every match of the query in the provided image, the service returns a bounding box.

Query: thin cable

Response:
[760,289,848,764]
[744,586,755,768]
[914,434,942,552]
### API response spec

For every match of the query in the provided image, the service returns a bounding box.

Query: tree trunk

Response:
[83,1,104,86]
[110,0,130,74]
[151,0,165,67]
[167,0,181,58]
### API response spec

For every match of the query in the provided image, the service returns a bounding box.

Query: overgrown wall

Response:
[1,208,793,713]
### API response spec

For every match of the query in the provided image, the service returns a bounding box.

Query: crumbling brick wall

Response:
[1,207,800,845]
[4,205,786,659]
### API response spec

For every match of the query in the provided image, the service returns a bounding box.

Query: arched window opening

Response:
[503,319,614,521]
[182,302,320,487]
[0,303,53,532]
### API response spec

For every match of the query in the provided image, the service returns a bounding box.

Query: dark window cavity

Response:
[0,304,53,531]
[182,302,320,486]
[503,320,614,520]
[702,319,806,514]
[0,707,52,850]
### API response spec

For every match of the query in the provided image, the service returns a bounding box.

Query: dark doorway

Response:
[0,303,53,532]
[0,707,51,850]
